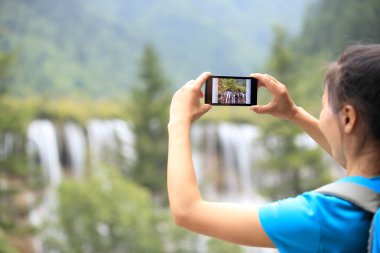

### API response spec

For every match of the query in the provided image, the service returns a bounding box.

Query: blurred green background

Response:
[0,0,379,252]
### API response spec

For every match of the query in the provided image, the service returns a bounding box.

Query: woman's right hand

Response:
[168,72,212,128]
[250,73,299,121]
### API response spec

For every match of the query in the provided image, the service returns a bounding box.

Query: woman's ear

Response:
[340,104,357,134]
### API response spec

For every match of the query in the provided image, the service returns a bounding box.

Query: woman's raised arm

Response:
[250,73,332,156]
[167,72,274,247]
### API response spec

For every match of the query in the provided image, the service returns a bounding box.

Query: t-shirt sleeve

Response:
[258,194,321,252]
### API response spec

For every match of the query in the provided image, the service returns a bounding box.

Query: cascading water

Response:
[27,120,62,252]
[87,119,135,173]
[63,122,86,179]
[21,119,302,253]
[27,120,62,187]
[218,123,264,201]
[109,119,136,167]
[87,119,119,170]
[0,132,21,159]
[192,123,267,202]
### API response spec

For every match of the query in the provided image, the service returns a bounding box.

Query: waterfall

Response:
[110,119,136,166]
[22,119,285,253]
[25,120,269,207]
[218,123,260,201]
[27,120,62,252]
[192,123,267,203]
[63,122,86,179]
[27,120,62,187]
[87,119,135,173]
[192,123,220,200]
[0,132,21,159]
[25,118,135,185]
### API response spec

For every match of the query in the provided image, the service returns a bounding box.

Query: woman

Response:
[167,44,380,252]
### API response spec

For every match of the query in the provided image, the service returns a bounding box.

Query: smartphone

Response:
[204,75,257,106]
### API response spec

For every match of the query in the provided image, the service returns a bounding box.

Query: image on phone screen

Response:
[205,76,257,106]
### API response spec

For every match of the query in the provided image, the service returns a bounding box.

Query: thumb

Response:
[193,104,212,122]
[250,104,273,114]
[202,104,212,113]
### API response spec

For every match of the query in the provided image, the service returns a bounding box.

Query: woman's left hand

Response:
[168,72,212,128]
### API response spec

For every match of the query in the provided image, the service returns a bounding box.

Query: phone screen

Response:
[205,75,257,106]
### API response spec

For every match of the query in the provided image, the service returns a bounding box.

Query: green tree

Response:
[259,27,331,199]
[296,0,380,57]
[45,165,164,253]
[128,45,171,198]
[0,51,14,96]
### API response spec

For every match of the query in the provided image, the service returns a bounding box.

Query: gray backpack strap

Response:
[368,219,375,252]
[315,181,380,213]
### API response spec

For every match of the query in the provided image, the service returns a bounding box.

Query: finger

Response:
[251,73,273,90]
[266,74,282,85]
[250,73,266,92]
[200,104,212,116]
[193,104,212,122]
[193,72,212,90]
[263,74,279,93]
[202,104,212,112]
[250,73,267,82]
[257,82,265,88]
[184,79,194,88]
[251,73,277,93]
[249,104,273,114]
[250,73,264,78]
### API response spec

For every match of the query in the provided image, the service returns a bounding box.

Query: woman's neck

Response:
[346,147,380,178]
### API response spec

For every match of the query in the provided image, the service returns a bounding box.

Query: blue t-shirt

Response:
[259,176,380,253]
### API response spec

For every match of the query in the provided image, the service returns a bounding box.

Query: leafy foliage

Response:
[45,165,164,253]
[296,0,380,56]
[258,27,331,199]
[0,51,14,96]
[218,79,247,94]
[0,230,18,253]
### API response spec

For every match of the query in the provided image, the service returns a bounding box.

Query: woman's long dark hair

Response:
[324,44,380,143]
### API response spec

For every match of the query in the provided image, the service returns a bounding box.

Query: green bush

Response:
[0,229,18,253]
[45,165,163,253]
